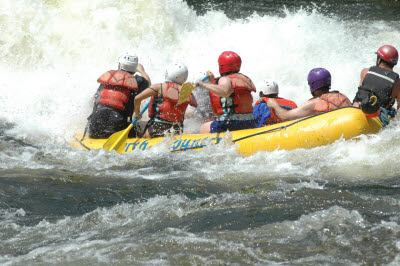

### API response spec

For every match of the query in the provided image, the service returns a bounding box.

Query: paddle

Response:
[178,75,210,105]
[103,101,151,152]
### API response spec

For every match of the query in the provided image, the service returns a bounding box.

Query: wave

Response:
[0,0,399,179]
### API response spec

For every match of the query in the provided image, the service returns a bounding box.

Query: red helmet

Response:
[218,51,241,74]
[376,45,398,65]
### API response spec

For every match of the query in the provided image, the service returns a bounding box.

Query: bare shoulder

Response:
[285,99,316,119]
[358,68,370,86]
[217,76,233,94]
[360,68,369,78]
[219,76,232,85]
[300,98,317,108]
[393,78,400,96]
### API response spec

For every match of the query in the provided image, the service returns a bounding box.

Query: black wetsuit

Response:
[88,75,149,138]
[353,66,398,113]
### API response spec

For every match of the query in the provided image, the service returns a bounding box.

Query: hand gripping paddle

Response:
[103,101,151,152]
[178,75,210,105]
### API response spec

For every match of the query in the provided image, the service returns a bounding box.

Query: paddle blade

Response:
[103,124,133,152]
[178,82,196,105]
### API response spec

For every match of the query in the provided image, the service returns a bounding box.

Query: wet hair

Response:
[311,86,330,97]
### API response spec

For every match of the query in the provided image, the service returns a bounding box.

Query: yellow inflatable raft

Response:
[71,107,382,157]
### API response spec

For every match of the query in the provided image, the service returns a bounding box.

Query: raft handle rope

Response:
[73,136,91,151]
[234,106,362,142]
[76,106,364,153]
[172,106,361,152]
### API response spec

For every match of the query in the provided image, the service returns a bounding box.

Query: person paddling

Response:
[353,45,400,126]
[197,51,257,134]
[253,80,297,127]
[132,62,197,138]
[267,68,352,121]
[87,53,151,138]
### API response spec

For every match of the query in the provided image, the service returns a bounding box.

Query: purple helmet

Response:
[307,68,331,93]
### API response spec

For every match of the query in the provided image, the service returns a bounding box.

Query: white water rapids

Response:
[1,1,400,264]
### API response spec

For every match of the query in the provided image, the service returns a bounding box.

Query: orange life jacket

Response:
[255,97,298,123]
[209,73,256,116]
[148,82,197,123]
[313,91,352,113]
[97,70,139,111]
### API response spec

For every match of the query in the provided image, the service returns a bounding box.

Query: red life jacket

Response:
[209,73,256,116]
[312,91,352,113]
[97,70,139,111]
[148,82,197,123]
[255,97,298,123]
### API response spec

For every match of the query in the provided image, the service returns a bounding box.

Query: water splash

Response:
[0,0,400,181]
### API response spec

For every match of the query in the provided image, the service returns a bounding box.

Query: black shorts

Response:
[146,119,183,138]
[210,119,256,133]
[88,105,139,138]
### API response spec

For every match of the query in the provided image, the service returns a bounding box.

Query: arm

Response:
[267,98,317,121]
[136,63,151,85]
[92,84,103,104]
[359,68,369,87]
[197,76,233,98]
[189,93,198,108]
[353,68,370,107]
[132,84,160,119]
[393,78,400,111]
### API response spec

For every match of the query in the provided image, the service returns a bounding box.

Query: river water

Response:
[1,0,400,264]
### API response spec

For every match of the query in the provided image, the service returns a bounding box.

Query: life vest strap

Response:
[215,113,254,121]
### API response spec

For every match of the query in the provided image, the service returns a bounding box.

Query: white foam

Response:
[0,0,400,181]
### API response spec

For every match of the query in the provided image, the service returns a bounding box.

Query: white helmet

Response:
[118,53,138,73]
[260,79,279,95]
[165,62,188,85]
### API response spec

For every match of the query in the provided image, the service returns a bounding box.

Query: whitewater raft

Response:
[71,107,382,157]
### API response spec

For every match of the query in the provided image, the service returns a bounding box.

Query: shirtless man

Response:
[267,68,351,121]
